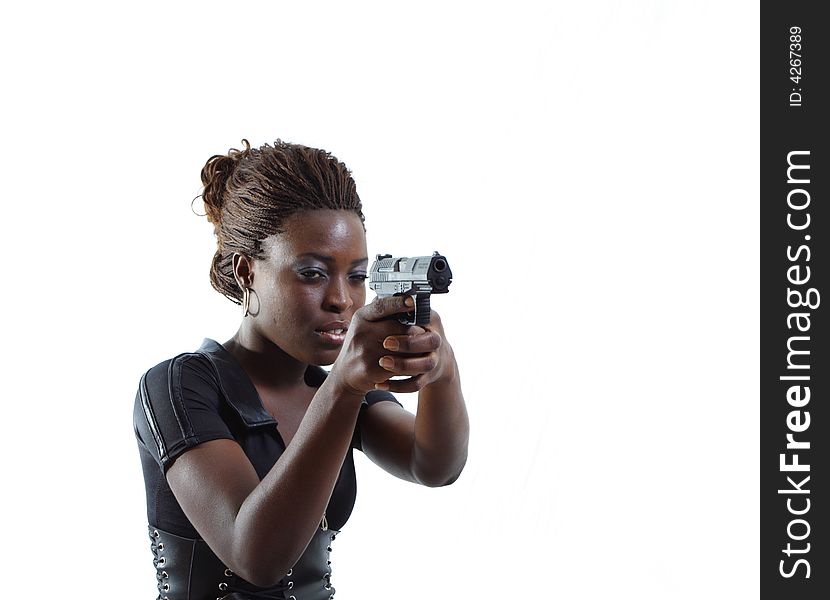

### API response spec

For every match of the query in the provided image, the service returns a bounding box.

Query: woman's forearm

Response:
[230,378,364,585]
[410,348,469,487]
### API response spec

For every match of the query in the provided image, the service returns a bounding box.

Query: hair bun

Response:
[199,139,252,227]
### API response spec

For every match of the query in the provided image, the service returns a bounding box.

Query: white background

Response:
[0,1,759,598]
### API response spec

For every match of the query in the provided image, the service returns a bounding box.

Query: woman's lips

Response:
[316,330,346,344]
[315,322,348,345]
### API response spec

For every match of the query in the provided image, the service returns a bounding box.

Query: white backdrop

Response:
[0,2,759,598]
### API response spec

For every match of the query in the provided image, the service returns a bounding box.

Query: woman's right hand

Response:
[328,295,440,397]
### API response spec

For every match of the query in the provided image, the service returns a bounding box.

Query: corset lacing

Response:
[322,531,336,599]
[216,566,293,600]
[149,528,170,600]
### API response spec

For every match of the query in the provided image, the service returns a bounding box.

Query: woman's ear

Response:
[232,253,254,289]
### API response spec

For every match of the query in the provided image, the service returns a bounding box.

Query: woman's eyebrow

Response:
[296,252,368,265]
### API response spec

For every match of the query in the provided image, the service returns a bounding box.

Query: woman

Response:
[133,140,469,600]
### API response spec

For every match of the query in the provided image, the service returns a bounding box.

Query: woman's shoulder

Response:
[140,338,252,400]
[134,340,241,472]
[136,338,277,432]
[137,345,219,412]
[139,339,223,381]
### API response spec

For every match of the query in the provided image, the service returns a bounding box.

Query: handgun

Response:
[368,252,453,326]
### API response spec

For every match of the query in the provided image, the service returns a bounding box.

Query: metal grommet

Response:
[219,582,228,591]
[326,560,331,565]
[161,571,168,579]
[162,583,170,592]
[224,568,233,577]
[326,547,332,552]
[325,583,332,590]
[157,557,166,567]
[286,568,292,576]
[158,543,164,550]
[287,581,294,589]
[289,596,297,600]
[153,530,160,538]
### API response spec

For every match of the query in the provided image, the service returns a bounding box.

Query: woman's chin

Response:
[308,348,340,367]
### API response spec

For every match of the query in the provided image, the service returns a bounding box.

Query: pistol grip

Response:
[414,293,431,326]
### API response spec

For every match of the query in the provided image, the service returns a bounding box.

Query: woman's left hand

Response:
[374,310,457,393]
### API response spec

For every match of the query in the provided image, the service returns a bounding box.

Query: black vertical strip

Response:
[762,3,828,598]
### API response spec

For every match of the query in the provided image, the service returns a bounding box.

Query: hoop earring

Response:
[242,287,251,317]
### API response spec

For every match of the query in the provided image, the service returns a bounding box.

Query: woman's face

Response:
[249,209,368,366]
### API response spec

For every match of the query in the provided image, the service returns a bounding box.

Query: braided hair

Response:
[199,139,365,304]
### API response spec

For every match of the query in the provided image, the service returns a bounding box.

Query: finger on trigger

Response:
[366,295,415,321]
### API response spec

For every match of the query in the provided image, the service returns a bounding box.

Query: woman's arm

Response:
[166,377,364,587]
[165,295,419,587]
[360,310,470,487]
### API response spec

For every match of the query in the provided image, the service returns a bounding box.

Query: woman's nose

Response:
[324,278,353,313]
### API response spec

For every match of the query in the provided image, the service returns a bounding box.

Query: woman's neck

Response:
[223,326,310,391]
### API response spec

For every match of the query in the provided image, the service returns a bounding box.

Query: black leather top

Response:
[134,339,400,599]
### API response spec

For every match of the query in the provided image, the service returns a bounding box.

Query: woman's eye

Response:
[350,273,368,282]
[300,270,326,279]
